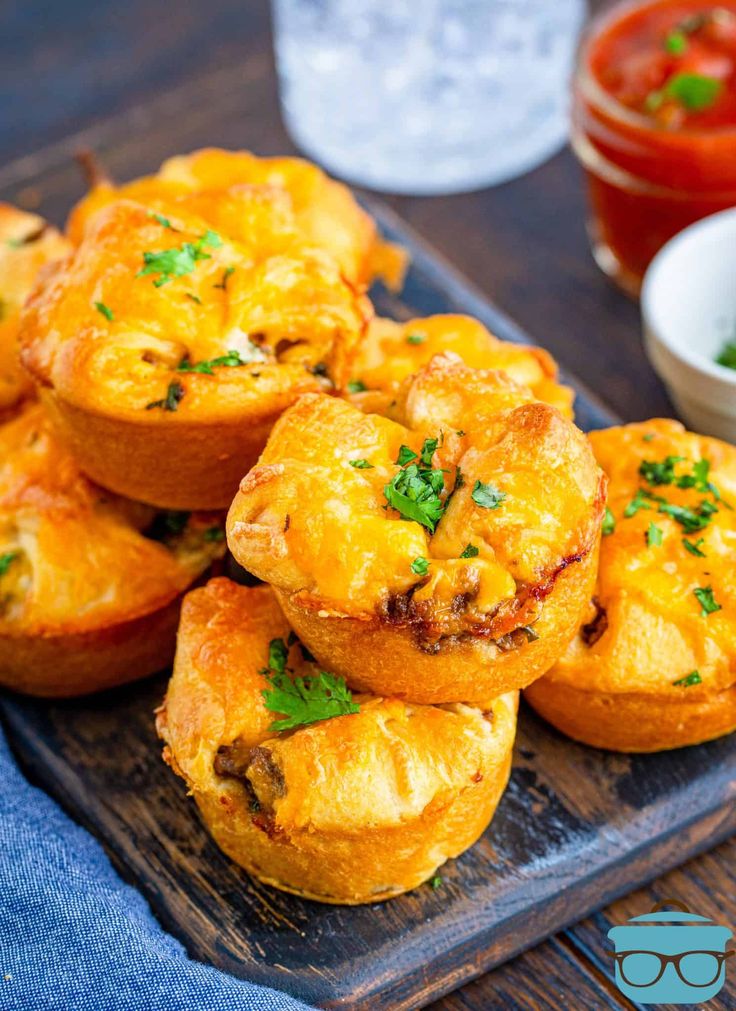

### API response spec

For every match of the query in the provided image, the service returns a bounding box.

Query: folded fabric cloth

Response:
[0,726,312,1011]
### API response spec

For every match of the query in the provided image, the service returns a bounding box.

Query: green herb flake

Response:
[0,551,19,577]
[428,874,443,890]
[146,380,185,412]
[5,237,23,249]
[177,347,263,375]
[640,455,685,486]
[406,333,426,345]
[664,30,688,55]
[420,437,438,466]
[460,543,480,558]
[411,556,430,576]
[624,489,653,518]
[602,506,616,536]
[203,526,225,542]
[137,230,222,287]
[384,466,445,531]
[94,301,114,322]
[642,433,655,443]
[672,670,702,687]
[213,265,235,291]
[663,72,723,111]
[148,211,176,230]
[349,458,373,470]
[716,339,736,370]
[185,292,202,305]
[471,480,506,510]
[396,445,418,466]
[693,585,722,617]
[658,501,712,533]
[647,522,664,547]
[683,537,706,557]
[347,379,367,394]
[261,637,359,731]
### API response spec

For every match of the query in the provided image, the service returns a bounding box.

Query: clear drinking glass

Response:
[272,0,587,195]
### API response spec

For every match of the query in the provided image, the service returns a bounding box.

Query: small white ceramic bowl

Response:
[642,207,736,444]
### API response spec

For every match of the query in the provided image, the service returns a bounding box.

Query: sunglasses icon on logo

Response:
[609,902,734,1004]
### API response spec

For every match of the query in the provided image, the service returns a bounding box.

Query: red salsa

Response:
[573,1,736,293]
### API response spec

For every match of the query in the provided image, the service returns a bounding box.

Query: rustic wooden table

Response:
[3,2,734,1008]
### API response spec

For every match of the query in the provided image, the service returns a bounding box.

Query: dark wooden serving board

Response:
[1,74,736,1011]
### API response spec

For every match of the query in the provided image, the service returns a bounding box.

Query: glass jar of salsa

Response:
[573,1,736,295]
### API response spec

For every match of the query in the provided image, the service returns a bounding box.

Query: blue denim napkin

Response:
[0,727,312,1011]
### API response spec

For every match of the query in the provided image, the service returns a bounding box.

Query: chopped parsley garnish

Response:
[420,437,438,466]
[602,507,616,536]
[460,543,479,558]
[396,445,418,466]
[347,379,367,394]
[213,266,235,290]
[456,429,466,437]
[658,501,712,533]
[185,292,202,305]
[673,670,702,687]
[647,72,722,113]
[639,455,685,486]
[6,237,23,249]
[261,636,359,731]
[384,439,447,532]
[683,537,706,557]
[693,585,722,617]
[146,381,184,412]
[94,301,114,321]
[148,211,176,230]
[203,526,225,542]
[0,551,19,577]
[411,556,430,576]
[177,347,262,375]
[716,339,736,370]
[642,433,655,443]
[471,480,506,510]
[428,874,443,890]
[647,522,663,547]
[624,489,653,517]
[349,458,373,469]
[664,30,688,55]
[137,230,222,287]
[406,333,426,345]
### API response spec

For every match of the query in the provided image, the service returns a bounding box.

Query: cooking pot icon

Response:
[609,901,733,1003]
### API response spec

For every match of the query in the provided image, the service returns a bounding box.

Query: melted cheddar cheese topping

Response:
[228,354,603,643]
[349,315,574,418]
[548,419,736,696]
[19,195,370,419]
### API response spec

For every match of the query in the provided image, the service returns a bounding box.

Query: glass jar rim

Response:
[577,0,736,142]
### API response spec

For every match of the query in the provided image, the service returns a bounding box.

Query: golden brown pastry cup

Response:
[0,403,225,696]
[273,545,599,706]
[524,677,736,753]
[157,579,518,904]
[524,418,736,752]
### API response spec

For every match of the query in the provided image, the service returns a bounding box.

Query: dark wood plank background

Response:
[1,1,734,1009]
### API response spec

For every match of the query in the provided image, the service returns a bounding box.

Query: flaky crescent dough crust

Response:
[228,354,605,704]
[157,579,517,904]
[0,204,70,419]
[0,404,225,696]
[525,419,736,752]
[19,194,370,509]
[349,315,574,419]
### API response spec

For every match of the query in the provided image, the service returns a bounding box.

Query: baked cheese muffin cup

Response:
[157,579,518,904]
[228,353,605,704]
[0,404,225,697]
[348,314,574,419]
[0,204,70,420]
[67,147,405,290]
[525,419,736,752]
[19,194,371,509]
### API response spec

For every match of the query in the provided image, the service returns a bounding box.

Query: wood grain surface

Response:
[1,1,735,1008]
